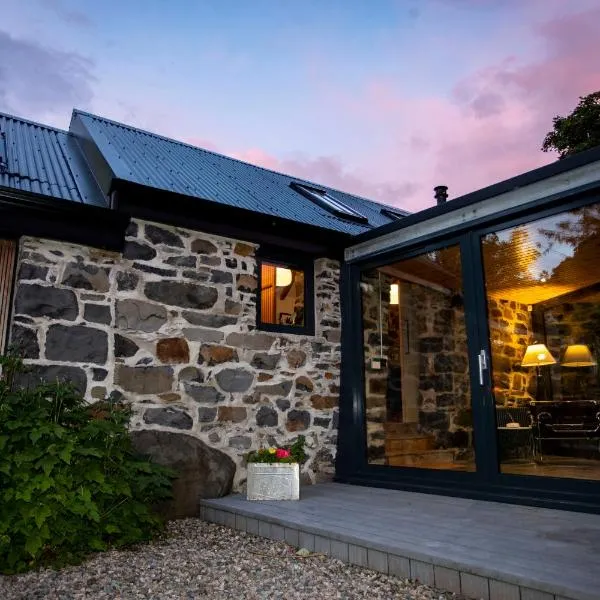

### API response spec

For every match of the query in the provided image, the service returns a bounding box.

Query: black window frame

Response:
[256,248,315,336]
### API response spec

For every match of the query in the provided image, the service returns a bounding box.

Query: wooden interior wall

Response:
[0,240,16,351]
[261,263,276,323]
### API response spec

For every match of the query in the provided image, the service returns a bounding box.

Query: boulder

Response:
[131,430,235,519]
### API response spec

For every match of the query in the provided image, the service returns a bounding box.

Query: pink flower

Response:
[276,448,290,459]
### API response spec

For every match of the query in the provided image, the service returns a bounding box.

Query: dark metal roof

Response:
[0,112,105,207]
[72,110,406,235]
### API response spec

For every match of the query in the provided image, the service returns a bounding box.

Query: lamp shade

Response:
[562,344,596,367]
[390,283,399,305]
[275,267,292,287]
[521,343,557,367]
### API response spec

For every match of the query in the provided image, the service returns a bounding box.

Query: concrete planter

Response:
[246,462,300,501]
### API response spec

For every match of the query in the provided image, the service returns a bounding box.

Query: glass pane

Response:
[260,262,305,327]
[361,245,475,471]
[482,201,600,480]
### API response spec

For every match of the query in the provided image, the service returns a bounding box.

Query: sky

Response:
[1,0,599,212]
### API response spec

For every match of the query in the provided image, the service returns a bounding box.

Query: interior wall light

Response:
[275,267,293,287]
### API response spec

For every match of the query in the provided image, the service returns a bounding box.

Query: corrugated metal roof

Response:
[0,112,105,207]
[73,110,407,235]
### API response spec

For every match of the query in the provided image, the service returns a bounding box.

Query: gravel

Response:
[0,519,465,599]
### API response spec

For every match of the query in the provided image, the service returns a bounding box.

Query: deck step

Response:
[386,449,456,467]
[385,435,434,454]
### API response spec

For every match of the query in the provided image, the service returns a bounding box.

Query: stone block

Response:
[157,338,190,364]
[61,262,109,292]
[286,349,306,368]
[236,274,257,292]
[10,325,39,359]
[145,224,184,247]
[251,352,281,370]
[131,430,235,519]
[184,383,224,403]
[14,283,78,321]
[310,394,337,410]
[116,299,167,332]
[217,406,247,422]
[123,241,157,261]
[461,572,489,600]
[143,407,193,430]
[256,405,278,427]
[233,242,254,256]
[18,263,48,281]
[183,328,224,343]
[15,364,87,395]
[286,409,310,431]
[116,271,139,291]
[144,281,218,310]
[225,332,274,350]
[115,364,174,394]
[255,380,293,396]
[216,367,254,392]
[191,239,218,254]
[84,303,111,325]
[228,435,252,450]
[182,312,237,328]
[198,406,217,422]
[198,344,238,366]
[46,324,108,364]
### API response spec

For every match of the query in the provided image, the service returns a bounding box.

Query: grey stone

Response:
[10,325,39,359]
[198,406,217,422]
[84,303,111,325]
[200,255,221,266]
[15,364,87,394]
[191,239,218,254]
[251,352,281,370]
[62,263,109,292]
[145,281,218,310]
[256,405,278,427]
[123,241,157,261]
[116,271,139,291]
[255,380,293,396]
[286,349,306,368]
[133,262,176,277]
[143,407,193,429]
[115,365,174,394]
[225,332,274,350]
[314,417,331,428]
[275,398,290,411]
[286,409,310,431]
[211,270,233,284]
[225,258,237,268]
[164,255,196,267]
[182,328,224,343]
[18,263,48,281]
[216,368,254,392]
[145,224,184,247]
[228,435,252,450]
[114,334,139,358]
[116,299,167,332]
[92,368,108,381]
[182,269,210,282]
[182,311,237,328]
[46,324,108,364]
[131,430,235,519]
[125,221,138,237]
[184,383,224,403]
[14,284,78,321]
[179,366,204,383]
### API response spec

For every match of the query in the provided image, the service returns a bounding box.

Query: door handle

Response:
[478,349,488,385]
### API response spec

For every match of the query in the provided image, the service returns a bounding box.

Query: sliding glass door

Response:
[479,201,600,482]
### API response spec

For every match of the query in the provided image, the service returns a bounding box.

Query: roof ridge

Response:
[0,110,68,135]
[72,108,404,212]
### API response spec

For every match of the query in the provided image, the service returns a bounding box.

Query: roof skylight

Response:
[290,183,368,223]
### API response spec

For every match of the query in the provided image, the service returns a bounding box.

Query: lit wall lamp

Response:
[390,283,399,305]
[562,344,596,367]
[275,267,292,287]
[521,343,557,401]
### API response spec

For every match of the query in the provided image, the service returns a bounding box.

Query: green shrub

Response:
[0,353,176,574]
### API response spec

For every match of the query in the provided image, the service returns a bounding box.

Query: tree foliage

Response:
[0,353,175,574]
[542,91,600,158]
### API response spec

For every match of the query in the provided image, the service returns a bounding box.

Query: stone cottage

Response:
[0,109,406,503]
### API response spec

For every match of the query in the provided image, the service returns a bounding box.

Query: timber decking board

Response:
[201,482,600,600]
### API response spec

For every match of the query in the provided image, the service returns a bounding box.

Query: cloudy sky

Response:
[2,0,599,211]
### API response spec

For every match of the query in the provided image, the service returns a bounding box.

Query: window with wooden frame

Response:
[0,239,17,352]
[257,255,314,335]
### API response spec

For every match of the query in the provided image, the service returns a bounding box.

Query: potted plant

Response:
[246,436,305,501]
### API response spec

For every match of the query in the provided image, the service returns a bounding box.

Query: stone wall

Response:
[487,297,533,406]
[9,219,341,489]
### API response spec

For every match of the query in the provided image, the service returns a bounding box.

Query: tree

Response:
[542,91,600,158]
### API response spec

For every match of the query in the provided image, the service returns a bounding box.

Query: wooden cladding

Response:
[260,263,276,324]
[0,239,16,351]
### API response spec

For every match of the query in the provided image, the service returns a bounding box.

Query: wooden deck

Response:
[200,482,600,600]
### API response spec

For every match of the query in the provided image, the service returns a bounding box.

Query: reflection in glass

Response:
[482,202,600,480]
[361,245,475,471]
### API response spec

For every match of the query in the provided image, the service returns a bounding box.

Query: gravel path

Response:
[0,519,467,599]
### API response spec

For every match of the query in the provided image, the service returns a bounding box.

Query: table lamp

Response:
[521,343,556,401]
